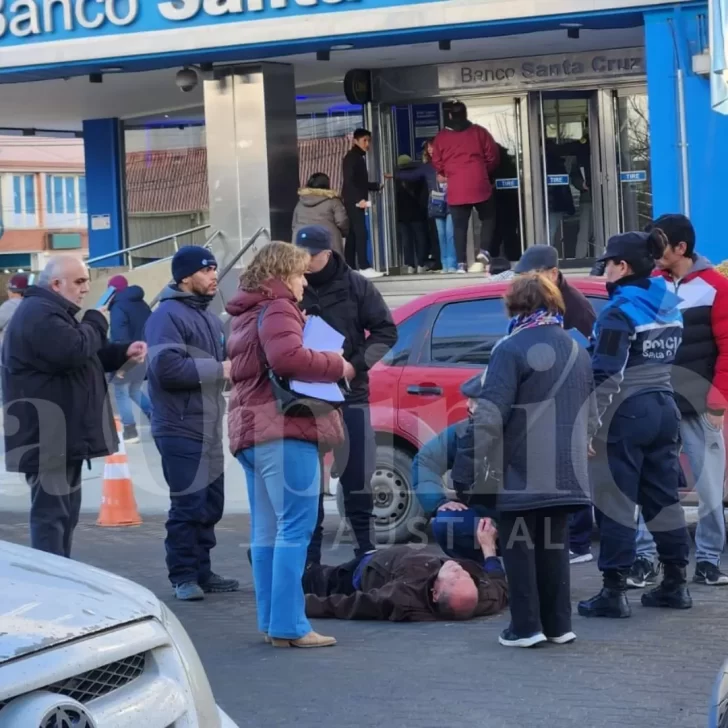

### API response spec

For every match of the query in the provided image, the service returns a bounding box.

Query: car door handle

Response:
[407,385,443,396]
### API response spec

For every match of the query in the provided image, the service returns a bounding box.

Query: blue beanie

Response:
[295,225,332,254]
[172,246,218,283]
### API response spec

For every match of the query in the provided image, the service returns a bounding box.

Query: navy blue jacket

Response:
[2,286,129,473]
[110,285,151,343]
[590,275,683,436]
[451,324,594,513]
[145,286,226,442]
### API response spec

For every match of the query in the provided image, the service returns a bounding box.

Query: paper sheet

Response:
[290,316,346,402]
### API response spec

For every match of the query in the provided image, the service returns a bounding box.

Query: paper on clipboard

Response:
[290,316,346,402]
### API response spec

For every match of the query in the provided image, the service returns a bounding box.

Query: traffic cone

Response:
[97,417,142,527]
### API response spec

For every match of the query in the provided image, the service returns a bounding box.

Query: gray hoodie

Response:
[0,297,21,348]
[292,188,349,255]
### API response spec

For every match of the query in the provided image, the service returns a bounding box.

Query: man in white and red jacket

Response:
[632,214,728,588]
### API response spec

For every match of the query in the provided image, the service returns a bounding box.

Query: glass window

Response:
[66,177,77,213]
[53,177,64,213]
[430,299,509,366]
[79,176,87,213]
[46,175,53,213]
[24,175,35,214]
[12,176,21,214]
[382,308,429,367]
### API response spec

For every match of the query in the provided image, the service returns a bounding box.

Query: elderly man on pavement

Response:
[2,255,146,558]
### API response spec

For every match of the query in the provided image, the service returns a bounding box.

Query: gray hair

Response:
[37,255,84,288]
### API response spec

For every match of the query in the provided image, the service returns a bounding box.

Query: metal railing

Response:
[149,226,269,309]
[86,224,212,270]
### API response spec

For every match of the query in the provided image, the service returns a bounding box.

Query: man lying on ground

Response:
[304,518,507,621]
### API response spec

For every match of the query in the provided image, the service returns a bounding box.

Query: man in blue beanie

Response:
[145,245,238,601]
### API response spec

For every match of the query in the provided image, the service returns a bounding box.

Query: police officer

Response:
[578,230,692,619]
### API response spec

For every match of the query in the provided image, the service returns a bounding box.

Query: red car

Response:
[345,277,725,544]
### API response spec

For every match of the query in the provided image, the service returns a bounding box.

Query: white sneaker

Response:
[569,550,594,564]
[403,266,415,275]
[359,268,384,279]
[547,632,577,645]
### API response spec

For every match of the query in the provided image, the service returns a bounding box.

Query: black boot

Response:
[578,570,631,618]
[641,563,693,609]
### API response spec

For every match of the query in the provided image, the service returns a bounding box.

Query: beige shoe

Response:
[270,631,337,648]
[468,261,485,273]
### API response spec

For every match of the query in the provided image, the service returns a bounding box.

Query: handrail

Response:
[149,227,269,309]
[86,224,212,269]
[135,226,223,270]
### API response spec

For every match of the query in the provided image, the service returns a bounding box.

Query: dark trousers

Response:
[593,392,690,572]
[303,555,364,597]
[569,506,594,555]
[499,509,572,638]
[308,402,376,563]
[26,461,84,558]
[449,196,497,264]
[344,204,371,270]
[155,436,225,586]
[398,221,429,268]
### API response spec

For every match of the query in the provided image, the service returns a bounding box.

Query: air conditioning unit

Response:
[692,51,711,78]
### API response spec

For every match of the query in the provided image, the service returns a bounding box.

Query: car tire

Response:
[336,444,425,546]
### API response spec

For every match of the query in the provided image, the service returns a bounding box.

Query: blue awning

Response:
[711,0,728,113]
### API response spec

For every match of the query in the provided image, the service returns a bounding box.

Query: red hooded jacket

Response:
[431,123,500,206]
[226,279,345,455]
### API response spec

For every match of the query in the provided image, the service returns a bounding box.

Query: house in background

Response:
[0,135,88,271]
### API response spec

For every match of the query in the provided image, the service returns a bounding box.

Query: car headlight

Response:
[159,603,220,728]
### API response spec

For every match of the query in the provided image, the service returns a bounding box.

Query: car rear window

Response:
[430,298,509,366]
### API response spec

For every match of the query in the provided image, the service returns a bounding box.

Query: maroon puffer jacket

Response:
[431,123,500,206]
[226,279,345,455]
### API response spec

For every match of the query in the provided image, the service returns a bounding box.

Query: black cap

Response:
[597,231,652,264]
[295,225,332,254]
[514,244,559,274]
[460,373,484,399]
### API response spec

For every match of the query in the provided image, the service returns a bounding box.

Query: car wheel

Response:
[336,444,425,545]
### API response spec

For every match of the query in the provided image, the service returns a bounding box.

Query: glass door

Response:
[534,91,604,263]
[466,96,530,261]
[613,88,653,233]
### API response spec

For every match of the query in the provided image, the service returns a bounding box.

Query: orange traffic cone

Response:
[97,417,142,527]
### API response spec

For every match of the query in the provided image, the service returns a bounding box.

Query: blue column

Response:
[645,4,728,264]
[82,118,126,267]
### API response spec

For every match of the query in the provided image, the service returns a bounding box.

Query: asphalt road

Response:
[0,511,725,728]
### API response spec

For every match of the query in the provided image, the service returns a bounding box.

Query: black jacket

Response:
[301,253,397,403]
[395,162,428,223]
[559,274,596,339]
[2,286,129,473]
[342,146,380,206]
[451,324,595,513]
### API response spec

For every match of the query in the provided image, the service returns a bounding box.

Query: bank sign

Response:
[439,49,645,91]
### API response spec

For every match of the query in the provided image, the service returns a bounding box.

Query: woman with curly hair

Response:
[226,241,356,648]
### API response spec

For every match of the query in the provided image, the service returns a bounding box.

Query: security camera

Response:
[175,67,199,93]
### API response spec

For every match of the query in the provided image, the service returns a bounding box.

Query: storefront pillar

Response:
[82,118,127,267]
[204,63,298,268]
[646,4,728,264]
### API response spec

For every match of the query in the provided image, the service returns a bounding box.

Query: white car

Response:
[0,540,238,728]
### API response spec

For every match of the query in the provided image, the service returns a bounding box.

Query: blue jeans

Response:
[636,412,726,565]
[431,504,496,562]
[435,215,456,271]
[238,439,320,639]
[114,379,151,428]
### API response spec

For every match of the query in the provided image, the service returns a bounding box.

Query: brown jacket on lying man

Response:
[304,519,507,622]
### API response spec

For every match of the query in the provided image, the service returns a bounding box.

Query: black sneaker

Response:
[498,628,547,648]
[122,425,140,444]
[578,588,632,618]
[693,561,728,586]
[200,573,239,593]
[627,557,659,589]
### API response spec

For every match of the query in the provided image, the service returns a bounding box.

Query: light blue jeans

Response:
[435,215,456,271]
[113,379,152,428]
[238,439,320,639]
[636,413,726,565]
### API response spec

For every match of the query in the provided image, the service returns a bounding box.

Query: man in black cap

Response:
[412,373,498,562]
[515,244,596,563]
[145,245,238,601]
[295,225,397,564]
[515,244,595,340]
